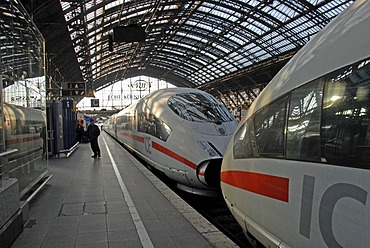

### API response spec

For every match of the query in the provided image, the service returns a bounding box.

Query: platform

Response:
[11,132,237,248]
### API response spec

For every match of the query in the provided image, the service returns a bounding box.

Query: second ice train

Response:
[105,87,238,195]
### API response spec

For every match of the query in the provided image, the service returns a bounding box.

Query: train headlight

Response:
[198,141,221,157]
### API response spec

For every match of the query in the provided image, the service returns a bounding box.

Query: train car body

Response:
[105,87,238,196]
[221,1,370,247]
[3,103,46,159]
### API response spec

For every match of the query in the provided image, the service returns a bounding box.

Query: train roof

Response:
[114,87,224,118]
[143,87,211,97]
[3,103,46,121]
[247,0,370,117]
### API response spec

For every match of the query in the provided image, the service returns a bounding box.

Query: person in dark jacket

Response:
[75,124,84,143]
[87,118,101,158]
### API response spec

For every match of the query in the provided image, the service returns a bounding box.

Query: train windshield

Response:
[167,92,234,123]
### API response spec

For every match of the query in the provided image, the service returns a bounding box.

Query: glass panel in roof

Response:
[105,12,119,21]
[188,76,199,85]
[187,21,222,33]
[246,0,259,7]
[86,12,97,22]
[291,19,322,34]
[211,43,231,54]
[199,50,218,61]
[250,23,269,36]
[163,4,180,11]
[168,41,197,51]
[288,23,307,33]
[243,61,253,67]
[149,19,169,25]
[207,75,215,81]
[268,33,284,44]
[125,9,148,20]
[280,44,296,52]
[162,48,184,56]
[220,66,235,74]
[183,62,199,71]
[248,45,264,55]
[254,12,277,27]
[317,3,350,16]
[214,58,229,67]
[192,57,208,66]
[255,52,269,61]
[278,4,299,19]
[213,9,238,22]
[306,0,320,4]
[229,51,242,59]
[243,43,257,51]
[176,32,205,43]
[198,4,212,12]
[226,33,246,45]
[85,1,99,11]
[105,0,125,10]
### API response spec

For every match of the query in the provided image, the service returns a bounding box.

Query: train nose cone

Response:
[197,159,222,188]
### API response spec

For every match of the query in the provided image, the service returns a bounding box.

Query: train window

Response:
[233,116,259,159]
[233,58,370,167]
[117,114,132,130]
[254,97,287,157]
[321,58,370,169]
[286,81,323,162]
[138,113,172,141]
[167,92,234,123]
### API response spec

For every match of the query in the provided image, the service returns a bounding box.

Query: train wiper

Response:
[208,104,223,125]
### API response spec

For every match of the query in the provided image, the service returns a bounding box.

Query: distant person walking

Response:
[87,118,101,158]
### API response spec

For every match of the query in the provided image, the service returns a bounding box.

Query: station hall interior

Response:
[1,0,367,247]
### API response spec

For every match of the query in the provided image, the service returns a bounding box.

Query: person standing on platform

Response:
[75,124,84,143]
[87,118,101,158]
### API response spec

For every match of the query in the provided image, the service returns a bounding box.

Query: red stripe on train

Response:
[6,136,41,145]
[120,132,144,142]
[221,171,289,202]
[119,131,197,170]
[152,141,197,170]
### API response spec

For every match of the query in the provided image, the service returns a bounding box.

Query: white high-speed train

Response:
[105,87,238,196]
[221,1,370,247]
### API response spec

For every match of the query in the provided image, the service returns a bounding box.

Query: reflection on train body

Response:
[2,103,47,193]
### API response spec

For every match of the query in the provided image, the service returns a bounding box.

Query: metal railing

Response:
[0,149,18,188]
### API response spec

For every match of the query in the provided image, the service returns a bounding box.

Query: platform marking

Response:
[103,136,154,248]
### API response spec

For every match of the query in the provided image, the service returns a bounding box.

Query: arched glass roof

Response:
[19,0,354,108]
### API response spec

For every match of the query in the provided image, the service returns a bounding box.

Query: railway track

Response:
[174,189,253,248]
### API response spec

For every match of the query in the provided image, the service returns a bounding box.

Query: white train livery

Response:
[221,0,370,247]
